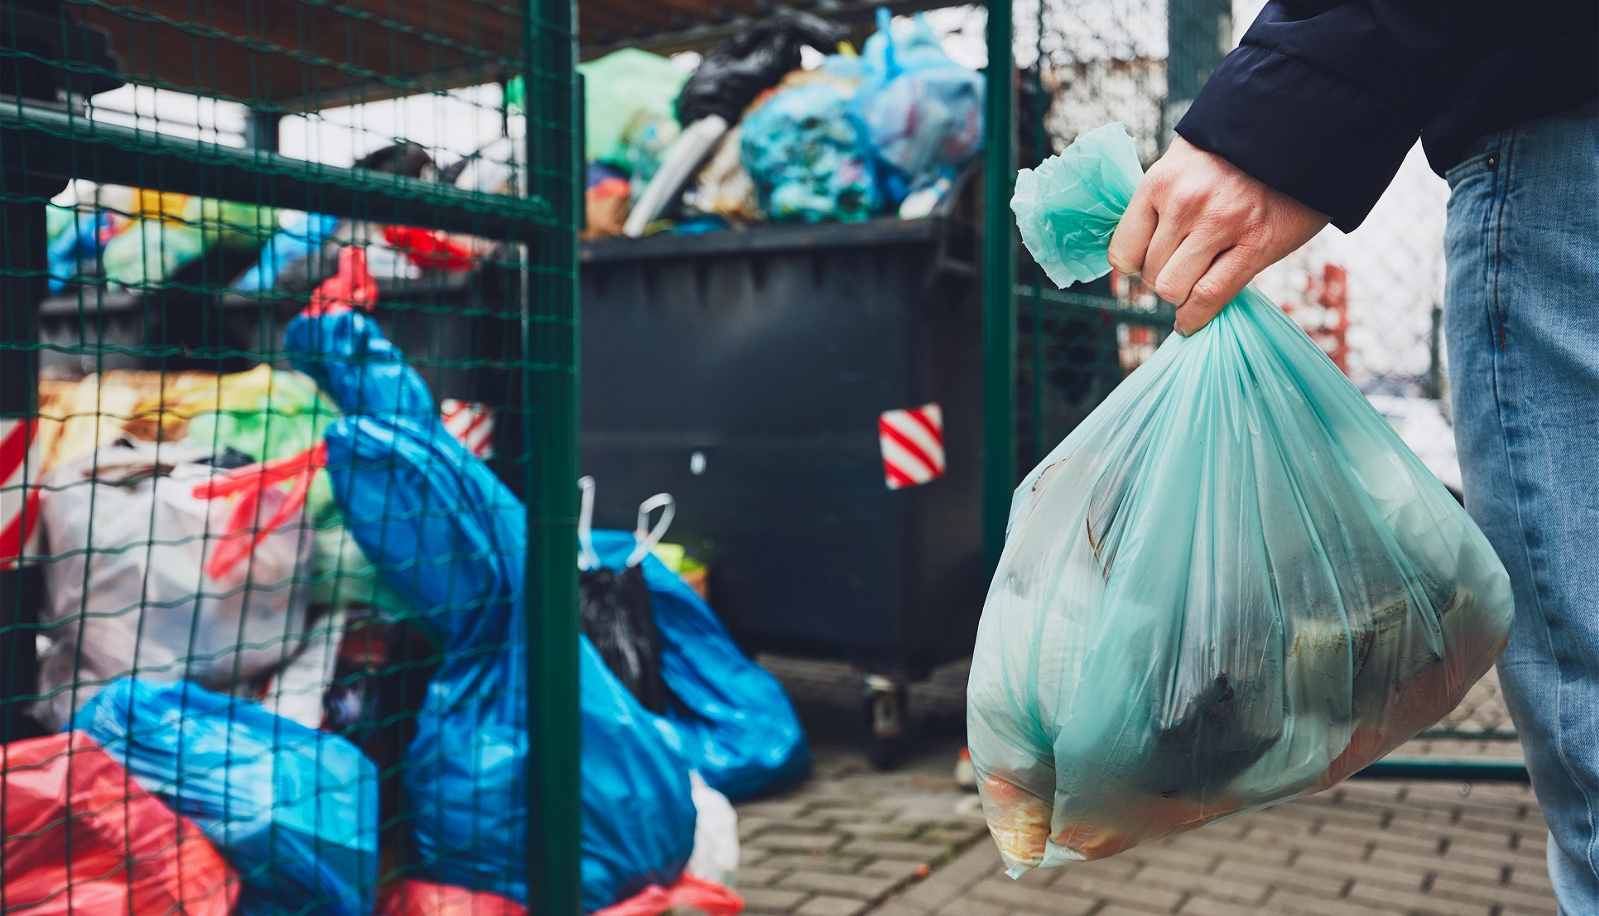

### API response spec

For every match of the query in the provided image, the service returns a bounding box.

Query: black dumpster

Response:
[580,171,984,763]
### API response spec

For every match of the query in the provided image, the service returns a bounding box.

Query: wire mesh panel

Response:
[0,0,582,911]
[996,0,1519,774]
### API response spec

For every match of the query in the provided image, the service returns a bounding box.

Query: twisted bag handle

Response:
[626,493,676,568]
[192,442,328,580]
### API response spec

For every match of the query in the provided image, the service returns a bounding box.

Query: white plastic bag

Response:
[686,771,740,888]
[34,439,310,730]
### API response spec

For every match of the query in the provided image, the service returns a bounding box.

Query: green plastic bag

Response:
[969,124,1514,874]
[101,217,205,290]
[578,48,687,171]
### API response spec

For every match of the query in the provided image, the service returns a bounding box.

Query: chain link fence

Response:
[1,0,584,909]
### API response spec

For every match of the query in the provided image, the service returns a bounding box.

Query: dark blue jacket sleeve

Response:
[1175,1,1503,231]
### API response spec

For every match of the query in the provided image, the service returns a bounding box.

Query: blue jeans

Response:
[1445,101,1599,912]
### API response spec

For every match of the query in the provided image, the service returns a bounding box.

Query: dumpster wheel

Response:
[864,675,909,770]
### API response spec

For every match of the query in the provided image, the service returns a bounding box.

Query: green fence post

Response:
[1164,0,1230,148]
[525,0,582,913]
[0,166,57,746]
[982,0,1017,578]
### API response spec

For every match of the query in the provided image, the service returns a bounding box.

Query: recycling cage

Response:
[978,0,1526,782]
[580,163,985,765]
[0,0,584,912]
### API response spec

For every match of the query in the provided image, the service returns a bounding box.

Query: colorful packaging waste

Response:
[33,439,311,730]
[1,731,239,916]
[73,679,379,916]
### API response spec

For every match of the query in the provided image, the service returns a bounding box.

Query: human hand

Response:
[1107,136,1329,336]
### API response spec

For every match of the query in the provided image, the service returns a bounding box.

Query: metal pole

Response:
[0,171,62,748]
[982,0,1016,578]
[525,0,582,913]
[1163,0,1230,150]
[244,108,283,152]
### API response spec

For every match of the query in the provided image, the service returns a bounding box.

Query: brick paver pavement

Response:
[747,657,1555,916]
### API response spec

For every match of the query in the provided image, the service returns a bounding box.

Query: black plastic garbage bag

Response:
[675,11,848,125]
[578,479,672,714]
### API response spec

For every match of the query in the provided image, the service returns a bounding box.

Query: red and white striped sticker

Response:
[0,418,41,569]
[441,399,496,460]
[879,403,945,490]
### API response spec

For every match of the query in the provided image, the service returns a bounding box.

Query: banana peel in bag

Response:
[967,124,1514,875]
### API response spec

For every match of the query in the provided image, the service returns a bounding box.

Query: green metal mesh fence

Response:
[1,0,581,910]
[992,0,1520,775]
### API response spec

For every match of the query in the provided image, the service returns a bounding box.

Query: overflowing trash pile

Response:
[8,245,809,913]
[966,124,1515,874]
[569,9,984,237]
[34,10,982,310]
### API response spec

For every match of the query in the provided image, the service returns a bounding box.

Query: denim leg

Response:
[1444,101,1599,912]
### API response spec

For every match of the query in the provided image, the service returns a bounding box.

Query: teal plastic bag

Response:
[740,82,879,223]
[970,123,1514,874]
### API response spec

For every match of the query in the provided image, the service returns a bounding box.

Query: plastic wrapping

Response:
[683,126,765,225]
[234,213,341,292]
[73,679,378,916]
[686,772,740,887]
[286,309,698,911]
[101,216,204,289]
[852,10,984,202]
[741,82,878,223]
[590,874,743,916]
[379,882,525,916]
[46,208,115,292]
[33,439,312,731]
[675,12,847,126]
[970,123,1515,873]
[579,49,688,170]
[121,362,408,617]
[1,731,239,916]
[589,529,809,800]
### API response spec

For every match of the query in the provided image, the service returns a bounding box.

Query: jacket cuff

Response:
[1175,44,1419,232]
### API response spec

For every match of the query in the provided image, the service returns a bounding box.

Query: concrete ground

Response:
[740,658,1554,916]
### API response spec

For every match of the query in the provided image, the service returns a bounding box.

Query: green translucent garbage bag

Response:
[969,124,1514,874]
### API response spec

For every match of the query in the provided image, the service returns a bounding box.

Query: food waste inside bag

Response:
[967,123,1514,875]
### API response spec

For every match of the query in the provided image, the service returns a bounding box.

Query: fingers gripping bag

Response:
[968,124,1514,874]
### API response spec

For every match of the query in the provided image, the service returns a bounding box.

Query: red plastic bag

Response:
[378,880,526,916]
[592,874,744,916]
[191,441,327,579]
[1,732,238,915]
[308,245,380,315]
[383,225,478,272]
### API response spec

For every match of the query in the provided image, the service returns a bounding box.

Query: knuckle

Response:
[1190,276,1223,307]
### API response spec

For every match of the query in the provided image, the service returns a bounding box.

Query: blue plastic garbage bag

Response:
[286,309,698,911]
[853,9,984,204]
[235,212,341,291]
[72,678,378,916]
[741,82,880,223]
[46,209,114,292]
[588,529,809,800]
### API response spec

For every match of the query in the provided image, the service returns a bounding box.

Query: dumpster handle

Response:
[628,493,676,568]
